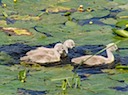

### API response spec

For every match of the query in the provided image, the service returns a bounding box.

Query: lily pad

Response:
[115,20,128,28]
[103,1,119,10]
[112,28,128,38]
[109,73,128,84]
[81,73,127,94]
[41,14,67,24]
[9,15,40,21]
[71,12,93,20]
[65,21,79,27]
[0,20,7,26]
[0,64,75,94]
[100,18,117,25]
[117,49,128,57]
[118,4,128,10]
[71,9,110,20]
[0,27,32,36]
[116,11,128,19]
[46,6,71,13]
[113,0,128,4]
[91,9,110,18]
[116,65,128,70]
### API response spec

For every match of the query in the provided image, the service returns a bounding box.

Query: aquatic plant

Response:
[112,20,128,37]
[51,73,81,91]
[18,69,27,83]
[2,11,8,18]
[112,29,128,38]
[115,65,128,70]
[13,0,17,3]
[2,3,6,8]
[77,5,84,12]
[0,27,32,36]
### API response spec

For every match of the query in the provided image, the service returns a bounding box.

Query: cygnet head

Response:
[106,43,118,51]
[63,39,75,49]
[63,39,75,54]
[54,43,66,55]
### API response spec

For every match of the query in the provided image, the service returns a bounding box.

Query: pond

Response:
[0,0,128,95]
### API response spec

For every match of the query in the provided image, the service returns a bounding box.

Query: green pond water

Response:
[0,0,128,95]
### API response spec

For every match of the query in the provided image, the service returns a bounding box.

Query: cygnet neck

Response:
[105,48,114,63]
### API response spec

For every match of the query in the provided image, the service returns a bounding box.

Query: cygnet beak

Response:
[61,50,68,58]
[116,48,120,52]
[63,45,68,54]
[65,48,68,54]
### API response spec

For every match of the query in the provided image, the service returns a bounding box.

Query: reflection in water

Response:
[110,85,128,92]
[17,88,47,95]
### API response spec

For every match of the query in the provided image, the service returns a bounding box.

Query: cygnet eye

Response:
[71,43,75,48]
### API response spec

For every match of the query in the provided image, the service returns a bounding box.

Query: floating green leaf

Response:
[112,28,128,37]
[9,15,40,21]
[0,20,7,26]
[0,27,32,36]
[115,20,128,28]
[100,18,117,25]
[2,11,8,18]
[61,79,68,91]
[71,12,93,20]
[91,9,110,18]
[116,65,128,70]
[116,11,128,19]
[46,6,71,13]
